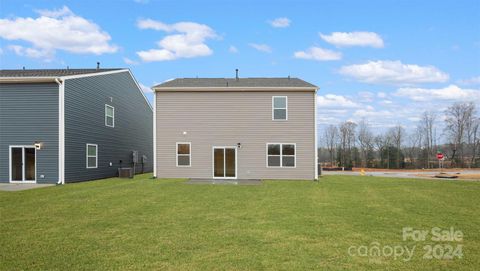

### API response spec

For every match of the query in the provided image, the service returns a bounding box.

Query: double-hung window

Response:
[176,142,191,167]
[272,96,287,120]
[267,143,295,167]
[86,144,98,169]
[105,104,115,127]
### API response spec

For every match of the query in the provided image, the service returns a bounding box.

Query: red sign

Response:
[437,153,444,160]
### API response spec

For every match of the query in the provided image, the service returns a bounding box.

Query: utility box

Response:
[118,167,133,178]
[132,151,138,163]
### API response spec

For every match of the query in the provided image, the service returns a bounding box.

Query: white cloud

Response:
[339,60,449,84]
[229,45,238,53]
[358,91,375,102]
[249,43,272,53]
[457,76,480,86]
[0,6,118,59]
[8,45,51,58]
[320,31,384,48]
[136,19,217,62]
[317,94,360,108]
[294,47,341,61]
[377,92,387,98]
[354,109,393,118]
[123,57,139,65]
[139,83,152,93]
[35,6,72,17]
[269,17,291,28]
[395,84,480,102]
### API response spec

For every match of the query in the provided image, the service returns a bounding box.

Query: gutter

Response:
[0,77,58,83]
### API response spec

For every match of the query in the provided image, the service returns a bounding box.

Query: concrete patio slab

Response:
[0,183,55,191]
[186,178,262,185]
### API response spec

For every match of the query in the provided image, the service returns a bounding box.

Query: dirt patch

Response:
[457,174,480,180]
[412,173,480,180]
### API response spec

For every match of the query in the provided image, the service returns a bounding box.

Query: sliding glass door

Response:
[10,146,36,182]
[213,147,236,179]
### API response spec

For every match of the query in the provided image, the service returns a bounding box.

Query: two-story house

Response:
[0,68,153,184]
[153,76,318,180]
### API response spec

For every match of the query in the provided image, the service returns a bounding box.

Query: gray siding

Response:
[0,83,59,183]
[64,71,153,182]
[155,91,315,180]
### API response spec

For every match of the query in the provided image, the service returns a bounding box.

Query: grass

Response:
[1,174,479,270]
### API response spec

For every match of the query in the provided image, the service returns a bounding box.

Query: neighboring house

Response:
[153,76,318,180]
[0,68,153,184]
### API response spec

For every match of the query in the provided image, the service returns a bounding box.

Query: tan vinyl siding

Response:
[155,90,315,180]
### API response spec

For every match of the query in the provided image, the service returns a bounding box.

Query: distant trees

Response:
[318,101,480,169]
[338,121,357,167]
[357,119,374,167]
[323,124,338,166]
[444,102,479,167]
[388,125,405,169]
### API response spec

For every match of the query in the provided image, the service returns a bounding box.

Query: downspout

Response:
[55,78,65,185]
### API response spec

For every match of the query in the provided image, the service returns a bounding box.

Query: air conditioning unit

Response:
[118,167,133,178]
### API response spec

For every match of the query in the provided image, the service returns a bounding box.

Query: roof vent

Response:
[96,62,100,70]
[235,69,239,81]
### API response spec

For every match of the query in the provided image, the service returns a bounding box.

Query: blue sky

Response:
[1,0,479,133]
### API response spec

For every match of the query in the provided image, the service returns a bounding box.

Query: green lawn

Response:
[1,175,479,270]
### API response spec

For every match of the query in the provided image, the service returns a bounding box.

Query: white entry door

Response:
[213,147,237,179]
[9,146,36,183]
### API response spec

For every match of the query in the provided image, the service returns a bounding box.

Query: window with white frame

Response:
[105,104,114,127]
[272,96,287,120]
[86,144,98,169]
[267,143,295,167]
[176,142,191,167]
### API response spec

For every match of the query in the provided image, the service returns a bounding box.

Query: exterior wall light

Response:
[34,141,44,150]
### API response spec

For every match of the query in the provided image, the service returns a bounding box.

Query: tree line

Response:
[319,102,480,169]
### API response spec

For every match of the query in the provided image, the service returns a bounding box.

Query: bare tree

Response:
[338,121,357,167]
[323,125,338,167]
[418,111,437,168]
[444,102,475,167]
[465,104,479,167]
[470,119,480,167]
[374,133,392,169]
[405,127,423,168]
[388,125,406,168]
[357,119,374,167]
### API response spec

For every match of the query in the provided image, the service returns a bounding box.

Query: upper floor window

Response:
[267,143,295,167]
[86,144,98,169]
[105,104,115,127]
[272,96,287,120]
[176,142,191,167]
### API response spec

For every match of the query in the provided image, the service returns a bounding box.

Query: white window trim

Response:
[266,143,296,168]
[86,143,98,169]
[272,96,288,121]
[105,104,115,128]
[176,142,191,167]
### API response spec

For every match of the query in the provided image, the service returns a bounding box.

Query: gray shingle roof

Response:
[0,69,123,78]
[154,78,318,89]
